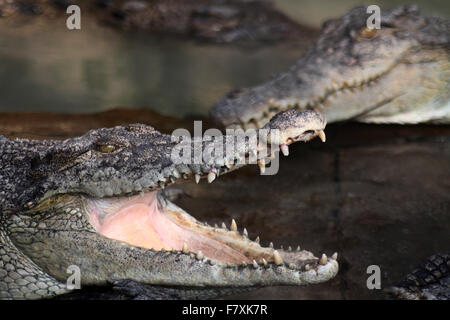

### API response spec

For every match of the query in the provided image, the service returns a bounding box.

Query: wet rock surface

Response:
[1,110,449,299]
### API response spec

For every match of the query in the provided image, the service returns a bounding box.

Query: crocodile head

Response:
[210,5,450,128]
[1,109,337,299]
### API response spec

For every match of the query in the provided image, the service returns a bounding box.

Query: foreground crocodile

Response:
[0,109,339,300]
[211,5,450,128]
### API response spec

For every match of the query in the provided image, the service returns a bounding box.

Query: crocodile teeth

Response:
[288,263,296,269]
[195,174,201,184]
[207,172,216,183]
[172,169,180,178]
[262,258,268,267]
[197,251,204,260]
[305,264,310,271]
[221,222,227,229]
[331,252,338,260]
[296,246,301,251]
[253,260,258,269]
[214,223,218,228]
[243,228,248,237]
[269,242,274,248]
[230,219,237,231]
[288,246,292,252]
[255,236,260,244]
[182,243,189,254]
[280,144,289,156]
[318,130,326,143]
[273,250,283,265]
[257,159,265,174]
[319,254,328,265]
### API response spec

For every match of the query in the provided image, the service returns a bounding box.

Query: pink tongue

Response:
[98,203,169,250]
[96,200,252,263]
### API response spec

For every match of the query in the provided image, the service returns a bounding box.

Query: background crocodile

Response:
[209,5,450,300]
[211,5,450,128]
[0,0,315,43]
[0,109,340,300]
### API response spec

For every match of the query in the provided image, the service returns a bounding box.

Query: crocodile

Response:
[387,253,450,300]
[210,5,450,128]
[0,109,338,300]
[0,0,315,43]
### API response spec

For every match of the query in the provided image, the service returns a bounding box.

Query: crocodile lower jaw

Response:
[85,189,337,271]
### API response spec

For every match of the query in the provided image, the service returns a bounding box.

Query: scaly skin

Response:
[211,5,450,128]
[0,110,338,300]
[387,253,450,300]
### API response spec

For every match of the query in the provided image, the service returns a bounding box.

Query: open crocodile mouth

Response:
[86,186,336,271]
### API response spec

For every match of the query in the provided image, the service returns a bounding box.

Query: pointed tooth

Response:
[262,258,268,267]
[273,250,283,265]
[197,251,204,260]
[243,228,248,237]
[182,242,189,254]
[280,144,289,156]
[195,174,201,184]
[255,236,260,244]
[280,245,284,250]
[214,224,218,228]
[207,172,216,183]
[319,254,327,265]
[172,169,180,178]
[305,264,311,271]
[230,219,237,231]
[288,263,296,269]
[332,252,338,260]
[318,130,326,143]
[269,242,274,248]
[242,261,247,266]
[288,246,292,252]
[253,260,258,269]
[257,159,266,174]
[296,246,301,252]
[221,222,227,229]
[332,81,339,90]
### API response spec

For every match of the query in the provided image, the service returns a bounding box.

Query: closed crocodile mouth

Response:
[244,68,392,129]
[86,188,336,270]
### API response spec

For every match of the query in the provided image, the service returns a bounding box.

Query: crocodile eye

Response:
[97,144,119,153]
[358,27,377,39]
